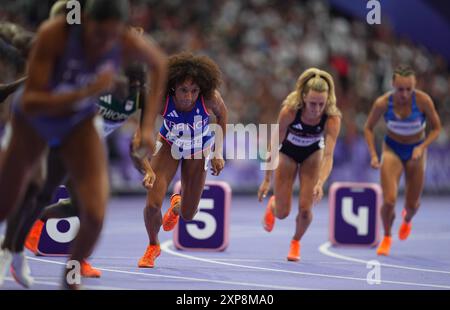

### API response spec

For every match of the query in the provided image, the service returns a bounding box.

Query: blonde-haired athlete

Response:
[258,68,341,261]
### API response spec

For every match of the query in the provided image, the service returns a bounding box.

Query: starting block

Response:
[173,180,231,251]
[37,186,79,256]
[329,182,381,247]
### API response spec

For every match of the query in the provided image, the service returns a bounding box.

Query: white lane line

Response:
[2,276,126,290]
[194,258,271,263]
[319,242,450,275]
[94,256,271,263]
[26,256,311,290]
[3,276,60,288]
[86,256,359,264]
[161,240,450,289]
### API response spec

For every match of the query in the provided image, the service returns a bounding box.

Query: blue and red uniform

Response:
[383,92,426,161]
[159,95,214,159]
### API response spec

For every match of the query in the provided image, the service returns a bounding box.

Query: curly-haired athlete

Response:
[364,66,441,256]
[135,52,228,268]
[258,68,341,261]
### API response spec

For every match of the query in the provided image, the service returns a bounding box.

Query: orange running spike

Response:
[376,236,392,256]
[287,239,301,261]
[80,260,101,278]
[138,245,161,268]
[162,194,181,231]
[398,222,412,240]
[24,220,44,254]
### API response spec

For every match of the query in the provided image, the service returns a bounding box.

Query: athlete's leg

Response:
[377,144,404,255]
[262,153,298,232]
[177,157,207,220]
[139,140,179,268]
[272,153,298,219]
[143,141,179,245]
[3,177,43,252]
[58,116,108,287]
[284,150,322,261]
[294,149,323,241]
[399,151,426,240]
[14,149,68,253]
[0,116,46,221]
[379,145,404,237]
[0,174,43,288]
[0,114,46,287]
[0,114,47,221]
[403,152,426,222]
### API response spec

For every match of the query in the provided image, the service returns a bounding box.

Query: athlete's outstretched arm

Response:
[313,115,341,203]
[128,66,159,189]
[129,130,156,189]
[207,90,227,156]
[364,97,387,169]
[128,72,150,177]
[412,93,442,160]
[205,90,228,176]
[257,105,295,201]
[123,31,168,158]
[128,65,158,189]
[130,131,146,174]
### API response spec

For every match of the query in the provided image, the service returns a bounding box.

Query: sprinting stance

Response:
[364,66,441,256]
[136,52,227,268]
[0,0,167,289]
[258,68,341,261]
[0,61,147,287]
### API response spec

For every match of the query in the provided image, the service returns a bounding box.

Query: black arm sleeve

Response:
[0,76,27,104]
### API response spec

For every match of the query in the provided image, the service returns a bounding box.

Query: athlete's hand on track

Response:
[142,167,156,189]
[312,183,324,204]
[258,179,271,202]
[412,145,425,161]
[136,129,156,162]
[211,158,225,176]
[370,155,381,169]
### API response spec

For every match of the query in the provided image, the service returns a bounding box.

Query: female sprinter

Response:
[0,0,167,289]
[0,61,147,287]
[364,65,441,256]
[135,52,227,268]
[258,68,341,261]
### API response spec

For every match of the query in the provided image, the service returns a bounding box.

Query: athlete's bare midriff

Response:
[386,129,425,144]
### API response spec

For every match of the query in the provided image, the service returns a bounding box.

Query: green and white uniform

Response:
[97,91,140,136]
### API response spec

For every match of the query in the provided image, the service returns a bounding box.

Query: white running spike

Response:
[11,252,34,288]
[0,249,12,286]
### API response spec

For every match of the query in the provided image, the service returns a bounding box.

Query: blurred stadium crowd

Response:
[1,0,449,193]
